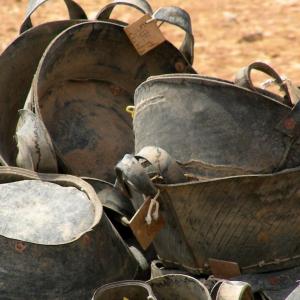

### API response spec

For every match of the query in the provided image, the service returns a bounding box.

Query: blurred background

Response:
[1,0,299,83]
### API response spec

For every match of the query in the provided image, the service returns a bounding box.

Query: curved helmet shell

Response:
[30,18,195,181]
[133,65,300,178]
[116,147,300,274]
[0,0,87,167]
[0,166,139,298]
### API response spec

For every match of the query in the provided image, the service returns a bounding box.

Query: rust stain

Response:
[110,84,123,96]
[268,276,280,286]
[15,241,27,253]
[82,233,92,247]
[257,231,269,243]
[175,61,186,72]
[284,117,296,130]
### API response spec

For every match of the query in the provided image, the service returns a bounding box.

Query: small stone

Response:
[238,32,264,43]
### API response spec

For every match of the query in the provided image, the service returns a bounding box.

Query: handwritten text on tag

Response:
[124,14,166,56]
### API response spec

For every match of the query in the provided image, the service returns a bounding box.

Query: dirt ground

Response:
[1,0,300,83]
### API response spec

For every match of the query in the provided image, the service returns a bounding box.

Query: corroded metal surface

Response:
[30,20,195,181]
[0,20,84,167]
[116,148,300,274]
[0,166,138,299]
[0,180,93,244]
[134,71,300,178]
[235,266,300,300]
[3,0,299,298]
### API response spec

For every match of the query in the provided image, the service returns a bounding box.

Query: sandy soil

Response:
[1,0,300,83]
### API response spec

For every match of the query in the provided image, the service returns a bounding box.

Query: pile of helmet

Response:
[0,0,300,299]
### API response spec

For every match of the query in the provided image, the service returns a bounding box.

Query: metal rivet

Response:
[110,84,122,96]
[268,276,280,286]
[284,117,296,130]
[15,241,26,253]
[82,234,92,247]
[175,61,186,73]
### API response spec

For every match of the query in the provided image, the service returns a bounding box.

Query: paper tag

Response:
[124,14,166,56]
[129,197,165,250]
[209,258,241,279]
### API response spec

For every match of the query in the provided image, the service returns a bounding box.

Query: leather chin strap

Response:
[97,1,194,65]
[234,61,297,106]
[96,0,153,20]
[20,0,87,34]
[235,62,300,168]
[152,6,194,65]
[115,146,186,199]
